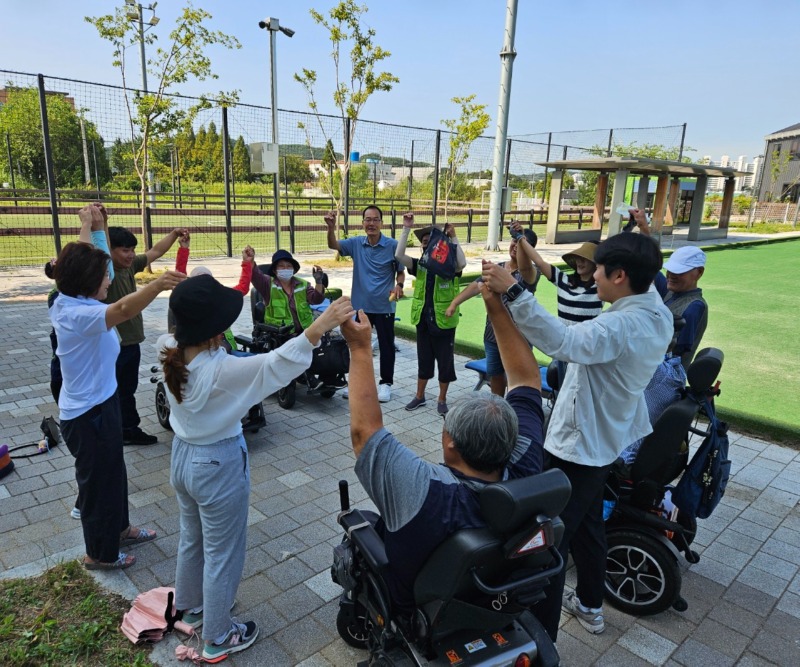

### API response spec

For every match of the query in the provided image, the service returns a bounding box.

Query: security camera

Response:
[258,19,268,29]
[280,26,295,38]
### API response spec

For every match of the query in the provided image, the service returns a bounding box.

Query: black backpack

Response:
[671,398,731,520]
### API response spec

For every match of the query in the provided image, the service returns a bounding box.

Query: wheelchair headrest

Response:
[479,469,571,535]
[686,347,723,394]
[546,361,560,392]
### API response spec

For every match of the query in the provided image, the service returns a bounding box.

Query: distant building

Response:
[757,123,800,202]
[705,153,755,193]
[0,87,76,110]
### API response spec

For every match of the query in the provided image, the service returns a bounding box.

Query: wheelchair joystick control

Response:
[339,480,350,512]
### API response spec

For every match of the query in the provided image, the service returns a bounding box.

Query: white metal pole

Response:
[269,27,281,250]
[486,0,519,250]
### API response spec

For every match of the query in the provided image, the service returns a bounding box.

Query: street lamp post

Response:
[259,17,295,250]
[124,1,159,204]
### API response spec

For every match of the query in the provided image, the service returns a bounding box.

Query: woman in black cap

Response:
[160,275,353,662]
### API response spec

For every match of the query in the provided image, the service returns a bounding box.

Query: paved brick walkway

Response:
[1,237,799,666]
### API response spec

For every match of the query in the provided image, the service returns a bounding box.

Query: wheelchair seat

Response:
[412,469,571,641]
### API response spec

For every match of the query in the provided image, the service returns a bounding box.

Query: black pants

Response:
[61,393,129,562]
[116,343,141,432]
[416,319,456,383]
[532,453,612,641]
[364,312,395,385]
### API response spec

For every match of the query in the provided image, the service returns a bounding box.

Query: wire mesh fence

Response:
[0,68,690,267]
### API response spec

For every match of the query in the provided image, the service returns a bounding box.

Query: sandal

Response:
[120,526,158,547]
[84,552,136,571]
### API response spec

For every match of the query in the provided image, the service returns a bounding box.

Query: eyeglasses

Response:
[363,217,382,223]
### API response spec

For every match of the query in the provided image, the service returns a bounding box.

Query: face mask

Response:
[276,269,294,282]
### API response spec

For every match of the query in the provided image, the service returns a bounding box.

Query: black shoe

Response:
[123,428,158,446]
[320,376,348,389]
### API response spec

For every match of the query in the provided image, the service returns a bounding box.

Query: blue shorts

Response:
[484,339,504,377]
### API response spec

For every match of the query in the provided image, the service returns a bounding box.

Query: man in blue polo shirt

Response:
[339,284,545,611]
[326,206,404,402]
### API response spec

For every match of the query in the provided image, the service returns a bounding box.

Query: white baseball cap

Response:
[664,247,706,274]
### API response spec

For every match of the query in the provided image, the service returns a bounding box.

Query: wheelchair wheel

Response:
[155,382,172,431]
[277,382,296,409]
[605,530,680,616]
[336,606,369,649]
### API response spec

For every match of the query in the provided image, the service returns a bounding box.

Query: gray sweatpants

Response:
[170,434,250,641]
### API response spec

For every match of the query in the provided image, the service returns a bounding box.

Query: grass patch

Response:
[396,239,800,442]
[0,560,152,666]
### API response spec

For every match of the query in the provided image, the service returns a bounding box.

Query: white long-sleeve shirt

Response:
[509,286,673,466]
[157,333,317,445]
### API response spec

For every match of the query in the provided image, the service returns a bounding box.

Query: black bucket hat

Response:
[267,249,300,276]
[169,274,243,346]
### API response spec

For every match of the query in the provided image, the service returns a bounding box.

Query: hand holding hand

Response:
[242,245,255,263]
[481,259,517,293]
[92,202,109,225]
[315,296,355,332]
[172,227,189,240]
[179,231,191,249]
[78,204,103,231]
[341,310,372,351]
[154,270,186,292]
[402,213,414,228]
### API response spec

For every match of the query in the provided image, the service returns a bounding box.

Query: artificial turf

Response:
[395,238,800,442]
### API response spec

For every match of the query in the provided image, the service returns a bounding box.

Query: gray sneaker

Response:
[202,621,258,662]
[562,591,605,634]
[405,396,427,411]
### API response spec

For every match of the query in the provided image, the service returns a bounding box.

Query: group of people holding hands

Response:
[47,201,708,659]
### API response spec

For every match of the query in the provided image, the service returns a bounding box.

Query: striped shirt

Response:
[551,266,603,325]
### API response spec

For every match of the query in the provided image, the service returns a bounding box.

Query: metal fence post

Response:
[343,118,351,235]
[5,132,17,205]
[678,123,687,162]
[289,209,296,253]
[144,205,153,250]
[37,74,62,254]
[91,140,101,199]
[467,208,473,243]
[390,209,396,238]
[607,129,614,157]
[221,107,233,257]
[432,130,441,224]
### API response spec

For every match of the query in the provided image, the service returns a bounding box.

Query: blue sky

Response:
[1,0,797,162]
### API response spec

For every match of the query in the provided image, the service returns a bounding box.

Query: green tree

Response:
[440,94,490,214]
[295,0,398,222]
[0,87,109,188]
[232,136,252,183]
[321,138,338,173]
[86,3,240,250]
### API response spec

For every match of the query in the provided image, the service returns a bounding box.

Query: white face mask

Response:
[276,269,294,282]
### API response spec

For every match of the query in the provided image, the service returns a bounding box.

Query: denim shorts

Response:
[484,338,505,377]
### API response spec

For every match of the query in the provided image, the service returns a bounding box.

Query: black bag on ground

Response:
[672,398,731,520]
[418,227,458,279]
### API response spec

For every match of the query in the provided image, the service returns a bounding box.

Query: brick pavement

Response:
[1,236,799,666]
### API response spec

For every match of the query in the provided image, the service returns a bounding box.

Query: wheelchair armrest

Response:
[338,508,389,575]
[234,335,253,349]
[471,547,563,596]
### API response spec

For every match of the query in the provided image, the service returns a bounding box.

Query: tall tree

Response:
[295,0,398,225]
[440,94,490,215]
[86,2,240,250]
[0,87,109,188]
[232,136,252,183]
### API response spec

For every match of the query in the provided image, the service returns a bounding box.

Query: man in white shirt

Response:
[481,231,673,641]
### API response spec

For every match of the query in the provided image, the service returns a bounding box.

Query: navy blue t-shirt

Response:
[354,386,544,609]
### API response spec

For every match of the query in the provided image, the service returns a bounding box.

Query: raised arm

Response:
[480,266,541,392]
[233,246,254,295]
[324,212,341,252]
[341,311,383,457]
[515,234,553,281]
[145,227,188,264]
[444,222,467,271]
[394,213,415,271]
[510,222,537,286]
[311,265,326,297]
[105,271,185,329]
[175,231,190,274]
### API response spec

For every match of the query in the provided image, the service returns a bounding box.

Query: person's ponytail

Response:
[160,345,189,404]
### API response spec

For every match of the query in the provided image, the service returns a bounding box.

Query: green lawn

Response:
[396,239,800,441]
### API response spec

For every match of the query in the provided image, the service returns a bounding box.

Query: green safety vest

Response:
[410,266,460,330]
[222,329,237,351]
[264,278,313,331]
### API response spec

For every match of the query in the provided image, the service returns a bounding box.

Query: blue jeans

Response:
[170,434,250,641]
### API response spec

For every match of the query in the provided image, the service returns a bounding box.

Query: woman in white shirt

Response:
[160,275,353,662]
[51,222,183,571]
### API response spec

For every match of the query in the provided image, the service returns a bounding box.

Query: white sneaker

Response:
[70,507,81,520]
[341,387,349,399]
[372,340,379,357]
[562,591,605,634]
[377,384,392,403]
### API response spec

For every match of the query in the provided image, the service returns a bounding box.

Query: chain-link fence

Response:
[0,69,688,267]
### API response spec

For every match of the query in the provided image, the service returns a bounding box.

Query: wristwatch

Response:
[505,282,525,302]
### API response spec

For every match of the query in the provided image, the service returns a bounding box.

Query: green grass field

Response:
[395,239,800,441]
